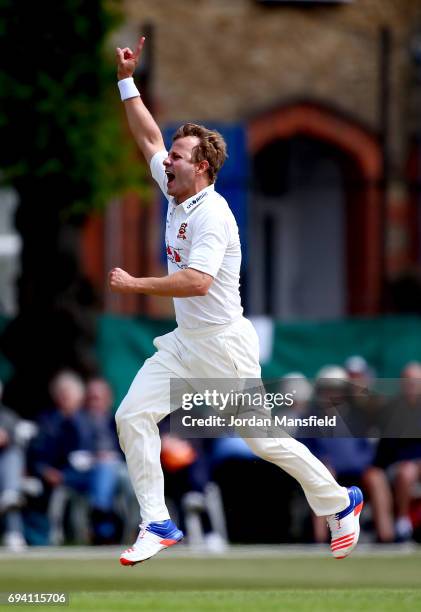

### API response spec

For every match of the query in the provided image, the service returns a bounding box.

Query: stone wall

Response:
[107,0,421,317]
[120,0,421,168]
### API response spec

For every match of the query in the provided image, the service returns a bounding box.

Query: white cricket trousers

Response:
[115,316,349,523]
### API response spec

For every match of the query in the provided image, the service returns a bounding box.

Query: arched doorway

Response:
[248,102,383,319]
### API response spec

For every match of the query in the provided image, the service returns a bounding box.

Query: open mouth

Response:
[166,171,175,186]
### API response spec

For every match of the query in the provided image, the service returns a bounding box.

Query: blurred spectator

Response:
[366,362,421,542]
[344,355,381,436]
[28,371,123,543]
[384,362,421,436]
[305,366,376,542]
[84,377,124,544]
[308,366,354,436]
[29,370,89,491]
[85,377,121,463]
[344,355,374,384]
[280,372,312,422]
[311,364,378,437]
[0,380,26,550]
[27,370,89,543]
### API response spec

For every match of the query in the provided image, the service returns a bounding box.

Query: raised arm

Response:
[116,37,165,164]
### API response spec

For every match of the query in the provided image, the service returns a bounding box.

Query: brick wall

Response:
[102,0,421,316]
[122,0,421,167]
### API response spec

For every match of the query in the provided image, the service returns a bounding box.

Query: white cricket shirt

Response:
[150,150,243,329]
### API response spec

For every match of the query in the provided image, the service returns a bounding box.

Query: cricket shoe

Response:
[327,486,364,559]
[120,519,183,566]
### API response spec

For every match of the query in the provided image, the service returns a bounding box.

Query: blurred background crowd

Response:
[1,0,421,550]
[0,354,420,551]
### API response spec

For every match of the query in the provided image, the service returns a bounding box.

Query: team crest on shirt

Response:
[166,244,186,269]
[177,223,188,240]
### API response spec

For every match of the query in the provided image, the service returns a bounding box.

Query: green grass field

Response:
[0,549,420,611]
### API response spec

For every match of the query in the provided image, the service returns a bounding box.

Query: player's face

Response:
[163,136,201,202]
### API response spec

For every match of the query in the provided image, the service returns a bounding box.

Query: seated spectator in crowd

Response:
[280,373,313,425]
[0,380,26,550]
[304,366,376,542]
[29,370,89,494]
[365,362,421,542]
[85,377,121,466]
[344,355,381,435]
[304,366,355,436]
[28,370,121,544]
[84,377,124,543]
[345,355,375,386]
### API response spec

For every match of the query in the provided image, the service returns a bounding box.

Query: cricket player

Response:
[109,37,363,565]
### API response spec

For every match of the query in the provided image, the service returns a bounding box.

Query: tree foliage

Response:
[0,0,146,413]
[0,0,146,213]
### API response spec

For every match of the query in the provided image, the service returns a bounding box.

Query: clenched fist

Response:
[108,267,137,293]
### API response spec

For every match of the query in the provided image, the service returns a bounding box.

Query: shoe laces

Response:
[326,513,341,531]
[135,521,148,542]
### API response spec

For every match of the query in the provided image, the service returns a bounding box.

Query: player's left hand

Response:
[108,267,136,293]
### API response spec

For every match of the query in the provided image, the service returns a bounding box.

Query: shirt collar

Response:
[176,184,214,214]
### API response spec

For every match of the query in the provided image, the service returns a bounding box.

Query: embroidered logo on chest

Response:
[177,222,188,240]
[166,244,186,268]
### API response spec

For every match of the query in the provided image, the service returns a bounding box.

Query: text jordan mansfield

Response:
[181,414,337,428]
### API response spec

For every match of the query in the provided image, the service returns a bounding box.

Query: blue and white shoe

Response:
[120,519,184,566]
[327,486,364,559]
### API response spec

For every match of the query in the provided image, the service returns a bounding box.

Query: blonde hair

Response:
[172,123,228,183]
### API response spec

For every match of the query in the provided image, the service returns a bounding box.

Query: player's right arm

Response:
[116,37,165,165]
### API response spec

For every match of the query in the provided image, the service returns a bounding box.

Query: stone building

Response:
[81,0,421,320]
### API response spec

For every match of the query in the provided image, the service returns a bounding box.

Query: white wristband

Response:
[118,77,140,101]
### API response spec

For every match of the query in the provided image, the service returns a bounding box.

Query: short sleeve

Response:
[187,207,229,278]
[150,150,169,199]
